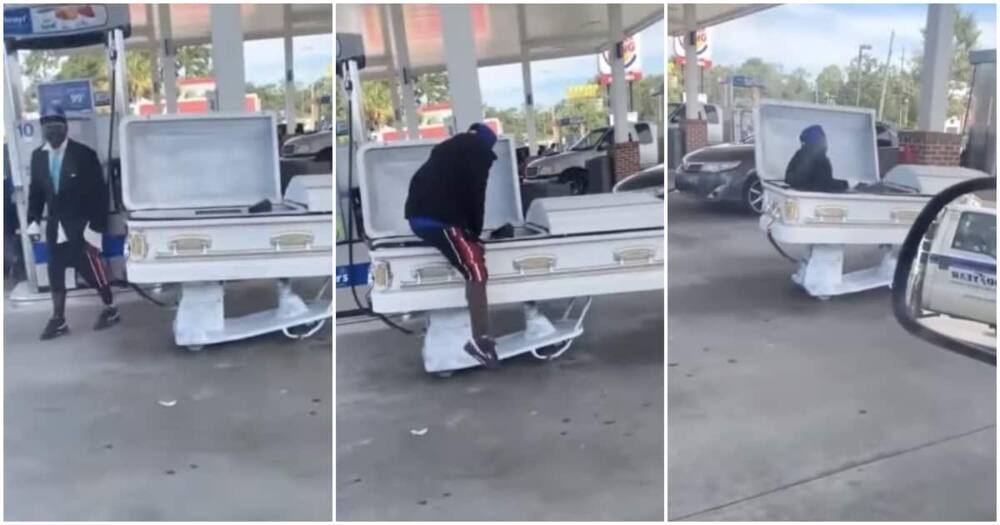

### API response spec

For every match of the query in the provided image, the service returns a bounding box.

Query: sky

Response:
[478,19,665,110]
[682,4,996,78]
[243,33,332,86]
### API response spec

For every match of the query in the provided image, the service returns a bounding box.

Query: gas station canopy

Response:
[667,4,776,36]
[336,4,663,78]
[126,3,332,47]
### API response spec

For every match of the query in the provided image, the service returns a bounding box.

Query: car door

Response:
[922,209,997,325]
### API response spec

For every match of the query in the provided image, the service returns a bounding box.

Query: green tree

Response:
[634,74,664,123]
[19,44,212,111]
[246,82,285,111]
[815,65,844,104]
[361,79,394,132]
[553,97,608,131]
[905,7,982,127]
[781,68,812,102]
[414,72,449,104]
[175,45,212,77]
[667,60,682,103]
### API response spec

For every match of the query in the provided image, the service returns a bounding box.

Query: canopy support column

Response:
[609,4,629,144]
[210,4,247,112]
[917,4,955,131]
[283,5,297,127]
[388,4,420,139]
[156,4,177,114]
[440,4,484,132]
[518,6,537,151]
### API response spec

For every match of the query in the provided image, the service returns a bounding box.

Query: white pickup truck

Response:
[523,121,659,194]
[919,197,996,326]
[668,102,725,145]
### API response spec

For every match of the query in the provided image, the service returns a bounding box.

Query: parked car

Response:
[674,121,900,214]
[523,121,658,194]
[613,163,664,197]
[281,129,333,162]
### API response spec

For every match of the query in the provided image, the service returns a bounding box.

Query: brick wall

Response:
[898,131,963,166]
[611,141,641,182]
[685,119,709,154]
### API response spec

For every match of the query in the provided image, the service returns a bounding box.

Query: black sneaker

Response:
[40,318,69,340]
[464,336,500,369]
[94,306,120,330]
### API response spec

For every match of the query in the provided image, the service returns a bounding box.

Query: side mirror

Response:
[892,176,996,365]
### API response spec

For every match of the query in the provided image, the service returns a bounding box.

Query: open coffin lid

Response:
[755,100,880,186]
[120,113,281,211]
[356,138,523,240]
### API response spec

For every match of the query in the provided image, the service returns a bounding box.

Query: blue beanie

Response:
[40,103,67,124]
[469,122,497,150]
[799,125,825,145]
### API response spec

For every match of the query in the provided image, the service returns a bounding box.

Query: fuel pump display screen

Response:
[38,79,95,115]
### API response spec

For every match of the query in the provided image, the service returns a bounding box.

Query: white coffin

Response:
[120,113,332,284]
[356,139,663,314]
[756,101,985,245]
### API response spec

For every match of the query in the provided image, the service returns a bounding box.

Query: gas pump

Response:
[719,74,761,144]
[335,32,370,318]
[3,4,130,300]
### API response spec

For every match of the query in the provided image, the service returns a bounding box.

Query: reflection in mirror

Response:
[894,178,996,364]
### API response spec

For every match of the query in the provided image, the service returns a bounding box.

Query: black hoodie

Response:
[784,145,848,193]
[404,133,498,238]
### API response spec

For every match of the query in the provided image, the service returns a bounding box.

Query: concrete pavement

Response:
[667,193,996,521]
[336,292,664,520]
[4,279,332,521]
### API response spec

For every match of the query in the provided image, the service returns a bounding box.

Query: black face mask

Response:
[42,122,68,148]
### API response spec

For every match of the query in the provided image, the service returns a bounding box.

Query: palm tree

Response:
[362,80,394,132]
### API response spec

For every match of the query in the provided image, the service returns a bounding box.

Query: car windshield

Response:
[570,129,608,151]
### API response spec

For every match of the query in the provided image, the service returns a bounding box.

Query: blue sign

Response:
[731,75,760,88]
[336,263,370,288]
[4,7,32,35]
[38,80,95,115]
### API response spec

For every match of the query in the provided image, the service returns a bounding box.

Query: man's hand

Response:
[25,221,41,241]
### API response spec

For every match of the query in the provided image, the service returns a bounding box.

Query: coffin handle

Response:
[271,231,315,251]
[414,264,459,285]
[168,236,211,256]
[512,255,556,275]
[614,246,656,266]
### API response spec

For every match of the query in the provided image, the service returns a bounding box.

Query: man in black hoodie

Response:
[785,124,849,193]
[405,123,500,368]
[27,105,119,340]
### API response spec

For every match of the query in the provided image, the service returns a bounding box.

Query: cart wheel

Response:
[187,345,204,352]
[282,319,326,340]
[534,342,570,360]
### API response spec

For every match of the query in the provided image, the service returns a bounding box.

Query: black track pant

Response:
[48,239,112,305]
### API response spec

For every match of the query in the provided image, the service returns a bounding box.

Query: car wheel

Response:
[743,175,764,214]
[562,169,588,195]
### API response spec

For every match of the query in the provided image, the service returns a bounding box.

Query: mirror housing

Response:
[892,176,996,366]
